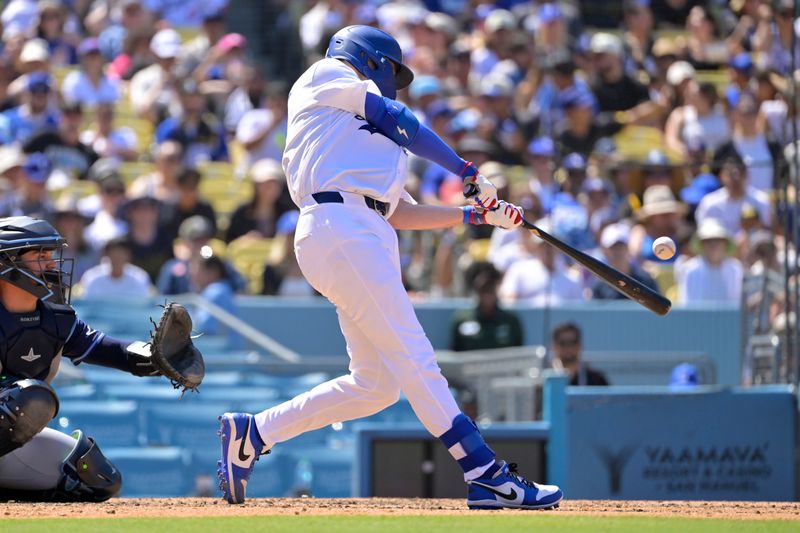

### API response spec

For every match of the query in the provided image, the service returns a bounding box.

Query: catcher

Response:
[0,216,204,502]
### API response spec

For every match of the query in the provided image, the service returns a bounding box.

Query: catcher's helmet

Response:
[326,25,414,99]
[0,216,73,303]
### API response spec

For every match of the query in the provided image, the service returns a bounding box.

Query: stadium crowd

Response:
[0,0,796,318]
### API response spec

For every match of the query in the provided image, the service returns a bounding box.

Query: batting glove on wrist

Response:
[484,201,524,229]
[460,161,499,210]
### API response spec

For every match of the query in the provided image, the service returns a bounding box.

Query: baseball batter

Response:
[0,216,203,501]
[218,25,562,510]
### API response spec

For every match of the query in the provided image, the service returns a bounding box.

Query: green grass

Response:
[1,516,797,533]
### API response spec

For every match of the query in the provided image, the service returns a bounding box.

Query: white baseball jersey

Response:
[282,58,409,215]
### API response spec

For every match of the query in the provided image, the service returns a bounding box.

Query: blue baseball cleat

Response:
[217,412,269,504]
[467,461,563,510]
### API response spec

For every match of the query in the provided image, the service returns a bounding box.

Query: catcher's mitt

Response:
[149,303,205,393]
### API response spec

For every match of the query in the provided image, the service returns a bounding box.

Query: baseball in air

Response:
[653,236,677,260]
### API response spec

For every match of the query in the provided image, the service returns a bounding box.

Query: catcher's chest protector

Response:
[0,302,76,382]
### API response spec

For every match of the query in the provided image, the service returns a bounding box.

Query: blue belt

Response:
[311,192,389,217]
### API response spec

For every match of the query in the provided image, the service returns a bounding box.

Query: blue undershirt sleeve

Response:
[364,92,474,178]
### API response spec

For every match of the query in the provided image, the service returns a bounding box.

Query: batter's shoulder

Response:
[310,57,359,83]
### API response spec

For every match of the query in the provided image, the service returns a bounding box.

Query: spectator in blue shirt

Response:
[0,72,59,145]
[155,79,228,167]
[189,253,241,348]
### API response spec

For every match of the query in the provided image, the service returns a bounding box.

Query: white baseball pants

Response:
[253,198,461,446]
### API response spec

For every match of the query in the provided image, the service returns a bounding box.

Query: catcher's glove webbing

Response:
[148,302,205,393]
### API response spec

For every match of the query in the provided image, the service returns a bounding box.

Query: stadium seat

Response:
[287,445,354,498]
[145,403,226,460]
[199,176,253,217]
[226,237,275,294]
[118,161,155,187]
[468,239,491,262]
[239,450,300,497]
[52,400,143,447]
[104,447,193,497]
[54,383,98,401]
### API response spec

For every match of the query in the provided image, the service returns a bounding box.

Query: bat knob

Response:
[463,182,478,198]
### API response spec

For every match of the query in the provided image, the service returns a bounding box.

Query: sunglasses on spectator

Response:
[556,337,579,347]
[102,187,125,195]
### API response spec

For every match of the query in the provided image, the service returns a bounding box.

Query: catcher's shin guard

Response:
[0,379,59,457]
[0,430,123,502]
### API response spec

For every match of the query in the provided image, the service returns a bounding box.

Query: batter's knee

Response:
[0,379,59,457]
[350,369,401,404]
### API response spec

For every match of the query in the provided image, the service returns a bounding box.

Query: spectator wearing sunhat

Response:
[629,185,687,265]
[697,155,771,236]
[5,152,54,219]
[225,158,294,243]
[52,193,99,281]
[592,222,658,300]
[129,28,183,120]
[12,38,51,85]
[678,217,743,305]
[0,72,59,145]
[61,37,120,107]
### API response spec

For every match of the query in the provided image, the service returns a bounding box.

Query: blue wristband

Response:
[462,206,485,225]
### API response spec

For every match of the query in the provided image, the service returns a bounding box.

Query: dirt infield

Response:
[2,498,799,521]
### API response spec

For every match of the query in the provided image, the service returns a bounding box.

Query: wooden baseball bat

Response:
[521,217,672,316]
[463,183,671,315]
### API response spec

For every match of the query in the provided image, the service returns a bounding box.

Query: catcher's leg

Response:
[0,379,59,457]
[0,428,122,502]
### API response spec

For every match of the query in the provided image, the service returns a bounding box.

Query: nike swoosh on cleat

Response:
[470,482,518,500]
[237,419,251,462]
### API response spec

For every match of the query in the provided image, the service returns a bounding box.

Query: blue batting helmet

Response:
[325,25,414,99]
